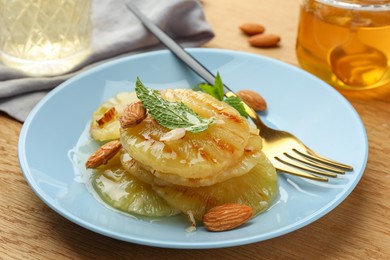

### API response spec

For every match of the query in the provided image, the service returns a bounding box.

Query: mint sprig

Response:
[198,73,248,118]
[198,73,224,101]
[135,78,213,133]
[224,96,248,117]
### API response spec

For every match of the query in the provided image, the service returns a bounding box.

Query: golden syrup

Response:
[296,0,390,90]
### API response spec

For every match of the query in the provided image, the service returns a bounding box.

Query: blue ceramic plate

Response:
[18,49,368,249]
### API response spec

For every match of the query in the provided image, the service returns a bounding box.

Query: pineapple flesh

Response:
[90,92,139,141]
[120,132,263,187]
[87,88,278,223]
[120,89,252,180]
[120,151,277,220]
[91,153,179,217]
[153,153,277,220]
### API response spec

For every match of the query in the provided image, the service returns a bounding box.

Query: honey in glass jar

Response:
[296,0,390,90]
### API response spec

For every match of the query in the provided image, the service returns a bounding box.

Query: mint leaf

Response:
[198,83,220,100]
[198,72,224,101]
[224,96,248,118]
[135,78,213,133]
[213,73,225,100]
[196,73,248,118]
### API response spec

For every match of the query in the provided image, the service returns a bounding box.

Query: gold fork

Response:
[126,2,353,182]
[228,91,353,181]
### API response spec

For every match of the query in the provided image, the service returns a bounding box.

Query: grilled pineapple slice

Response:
[91,153,179,217]
[120,89,252,180]
[90,92,139,141]
[153,153,278,220]
[120,132,263,187]
[121,151,277,220]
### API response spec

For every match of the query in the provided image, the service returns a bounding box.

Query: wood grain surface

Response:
[1,0,389,259]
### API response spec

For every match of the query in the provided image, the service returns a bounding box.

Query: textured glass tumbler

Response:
[0,0,92,76]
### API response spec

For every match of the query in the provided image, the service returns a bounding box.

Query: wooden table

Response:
[1,0,389,259]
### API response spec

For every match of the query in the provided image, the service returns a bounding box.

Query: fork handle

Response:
[126,1,270,134]
[126,2,229,92]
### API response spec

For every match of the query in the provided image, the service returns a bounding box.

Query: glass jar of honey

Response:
[296,0,390,90]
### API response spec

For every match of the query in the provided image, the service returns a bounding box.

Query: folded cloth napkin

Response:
[0,0,214,122]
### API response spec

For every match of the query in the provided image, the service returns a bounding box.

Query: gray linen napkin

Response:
[0,0,214,122]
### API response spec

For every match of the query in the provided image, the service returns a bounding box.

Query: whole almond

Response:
[119,101,147,128]
[248,34,280,48]
[236,89,267,111]
[203,203,253,232]
[85,140,122,169]
[239,23,265,36]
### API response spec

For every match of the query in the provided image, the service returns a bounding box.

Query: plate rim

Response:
[18,48,368,249]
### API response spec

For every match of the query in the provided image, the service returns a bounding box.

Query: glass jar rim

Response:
[315,0,390,11]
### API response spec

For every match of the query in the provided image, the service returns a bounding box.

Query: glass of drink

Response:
[0,0,92,77]
[296,0,390,90]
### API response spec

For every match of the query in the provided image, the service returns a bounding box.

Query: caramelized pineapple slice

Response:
[153,153,278,220]
[120,89,252,180]
[90,92,139,141]
[121,152,277,220]
[121,133,263,187]
[91,154,179,217]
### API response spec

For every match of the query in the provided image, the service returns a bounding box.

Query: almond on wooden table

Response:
[236,89,267,111]
[239,23,265,36]
[248,34,281,48]
[203,203,253,232]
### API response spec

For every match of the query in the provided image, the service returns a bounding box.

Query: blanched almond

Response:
[160,128,186,142]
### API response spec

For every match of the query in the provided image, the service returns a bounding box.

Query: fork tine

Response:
[272,159,329,182]
[294,148,354,171]
[275,156,338,178]
[285,151,346,174]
